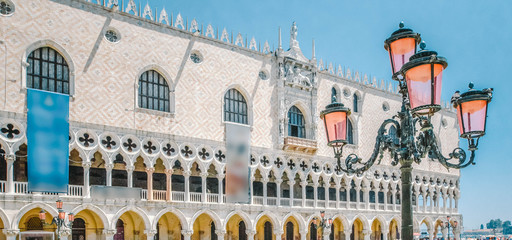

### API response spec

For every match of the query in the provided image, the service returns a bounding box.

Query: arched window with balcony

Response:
[138,70,170,112]
[288,106,305,138]
[26,47,70,94]
[224,88,248,124]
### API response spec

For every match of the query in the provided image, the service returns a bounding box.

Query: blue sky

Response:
[140,0,511,229]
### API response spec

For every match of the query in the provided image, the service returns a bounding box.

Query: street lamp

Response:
[445,216,458,240]
[39,199,75,240]
[320,22,493,240]
[313,211,333,239]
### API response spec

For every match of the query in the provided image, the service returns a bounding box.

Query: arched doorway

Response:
[114,211,146,239]
[156,212,183,240]
[307,220,319,240]
[351,219,363,240]
[74,208,105,239]
[255,215,274,240]
[226,214,247,240]
[114,219,124,240]
[371,219,382,240]
[18,208,56,238]
[389,219,399,240]
[332,218,345,240]
[71,218,86,240]
[193,213,218,240]
[284,216,300,240]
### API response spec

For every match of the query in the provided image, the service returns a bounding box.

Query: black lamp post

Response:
[39,199,75,240]
[320,22,493,240]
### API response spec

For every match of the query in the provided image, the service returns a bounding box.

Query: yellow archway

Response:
[193,213,217,240]
[332,218,345,240]
[73,209,105,239]
[389,219,399,240]
[18,208,56,235]
[283,216,301,240]
[255,215,275,240]
[371,219,383,240]
[351,219,364,240]
[226,214,247,240]
[156,212,182,239]
[306,218,321,240]
[116,210,146,240]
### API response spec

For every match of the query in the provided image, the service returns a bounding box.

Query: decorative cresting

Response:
[321,22,493,240]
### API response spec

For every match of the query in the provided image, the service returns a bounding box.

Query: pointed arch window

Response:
[288,106,305,138]
[331,87,337,103]
[239,221,247,240]
[264,221,273,240]
[310,223,317,240]
[211,222,217,240]
[138,70,170,112]
[347,120,354,144]
[27,47,70,94]
[286,221,294,240]
[353,93,359,112]
[224,88,248,124]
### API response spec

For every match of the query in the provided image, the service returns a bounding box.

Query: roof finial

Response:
[312,38,315,59]
[278,27,282,50]
[399,21,405,28]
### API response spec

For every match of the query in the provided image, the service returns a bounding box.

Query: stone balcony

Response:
[283,136,318,154]
[0,181,460,215]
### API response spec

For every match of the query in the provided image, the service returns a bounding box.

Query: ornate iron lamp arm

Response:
[334,118,401,174]
[418,119,477,169]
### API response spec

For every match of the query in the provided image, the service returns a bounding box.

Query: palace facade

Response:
[0,0,462,239]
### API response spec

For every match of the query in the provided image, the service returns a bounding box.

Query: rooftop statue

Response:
[290,21,299,49]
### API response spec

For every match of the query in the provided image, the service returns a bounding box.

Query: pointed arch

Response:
[71,204,109,230]
[224,210,252,232]
[282,212,306,233]
[189,209,222,231]
[254,211,280,231]
[110,206,151,230]
[351,214,370,231]
[152,207,189,231]
[371,215,388,231]
[13,202,58,229]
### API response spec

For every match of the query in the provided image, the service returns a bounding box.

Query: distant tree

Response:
[503,221,512,235]
[503,221,511,228]
[487,219,503,230]
[480,224,484,229]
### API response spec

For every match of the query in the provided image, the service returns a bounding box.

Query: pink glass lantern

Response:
[320,103,351,147]
[384,22,421,78]
[452,84,493,139]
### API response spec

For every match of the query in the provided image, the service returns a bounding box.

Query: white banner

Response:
[225,123,250,203]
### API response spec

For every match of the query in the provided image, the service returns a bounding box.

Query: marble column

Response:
[364,187,370,210]
[301,180,307,207]
[218,174,224,203]
[382,230,389,240]
[181,230,193,240]
[355,186,361,209]
[441,226,448,240]
[82,162,91,198]
[249,176,254,204]
[246,230,256,240]
[274,230,284,240]
[263,178,268,205]
[383,187,389,210]
[3,229,19,240]
[323,226,331,240]
[103,229,116,240]
[276,179,282,206]
[165,169,173,201]
[201,172,208,203]
[105,164,113,186]
[325,182,330,208]
[216,230,226,240]
[345,187,350,208]
[146,167,154,201]
[344,230,351,240]
[300,230,307,240]
[5,154,14,194]
[335,183,341,209]
[184,170,191,202]
[363,229,371,240]
[391,189,397,212]
[126,166,134,188]
[144,230,156,240]
[289,180,295,206]
[313,182,319,207]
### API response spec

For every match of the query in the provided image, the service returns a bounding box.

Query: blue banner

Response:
[27,89,69,193]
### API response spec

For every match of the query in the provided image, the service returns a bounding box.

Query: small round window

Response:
[105,29,120,43]
[0,0,14,16]
[190,51,203,63]
[258,70,268,80]
[343,88,350,98]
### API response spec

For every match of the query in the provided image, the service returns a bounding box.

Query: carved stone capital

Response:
[145,167,155,174]
[5,154,14,162]
[181,230,193,236]
[3,229,19,236]
[103,229,117,237]
[82,162,92,169]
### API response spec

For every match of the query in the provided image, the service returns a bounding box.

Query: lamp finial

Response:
[469,82,474,89]
[399,21,404,28]
[419,41,426,50]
